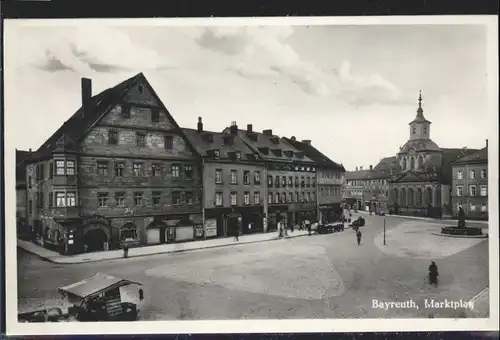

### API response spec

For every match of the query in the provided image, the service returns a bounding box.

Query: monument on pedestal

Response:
[441,205,483,236]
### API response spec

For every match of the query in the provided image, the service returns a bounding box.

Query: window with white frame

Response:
[215,169,222,184]
[469,169,476,179]
[481,204,487,212]
[66,161,75,175]
[469,185,477,196]
[457,169,463,179]
[133,163,144,176]
[243,171,250,185]
[66,192,76,207]
[115,192,125,206]
[171,164,180,178]
[56,160,65,175]
[481,168,487,179]
[244,192,250,205]
[456,185,463,196]
[254,171,260,184]
[253,192,260,205]
[480,185,487,196]
[470,203,476,212]
[230,170,238,184]
[268,193,273,204]
[215,192,223,206]
[56,192,66,207]
[230,192,237,206]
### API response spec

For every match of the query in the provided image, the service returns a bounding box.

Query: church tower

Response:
[408,91,431,140]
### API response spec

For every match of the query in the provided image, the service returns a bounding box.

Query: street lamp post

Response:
[383,216,386,246]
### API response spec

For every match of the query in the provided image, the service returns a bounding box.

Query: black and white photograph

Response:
[3,16,499,335]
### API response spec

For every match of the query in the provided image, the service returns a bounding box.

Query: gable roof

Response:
[345,170,370,180]
[440,148,480,183]
[226,128,315,163]
[282,138,345,171]
[181,128,260,161]
[28,73,199,162]
[452,147,488,164]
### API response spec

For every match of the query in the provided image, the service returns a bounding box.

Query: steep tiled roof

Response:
[452,147,488,164]
[440,148,480,183]
[282,138,345,171]
[16,149,31,181]
[345,170,369,180]
[37,73,139,154]
[226,128,314,163]
[181,128,259,161]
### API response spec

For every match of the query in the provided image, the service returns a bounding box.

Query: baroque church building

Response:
[387,92,479,218]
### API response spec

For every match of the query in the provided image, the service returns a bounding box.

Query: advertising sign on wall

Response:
[205,219,218,238]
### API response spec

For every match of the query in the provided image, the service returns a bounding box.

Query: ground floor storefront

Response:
[26,212,204,255]
[204,206,264,237]
[318,203,342,223]
[267,203,317,231]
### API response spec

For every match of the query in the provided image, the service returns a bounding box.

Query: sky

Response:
[4,19,494,171]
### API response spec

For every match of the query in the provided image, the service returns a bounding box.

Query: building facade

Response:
[387,93,479,218]
[231,125,318,231]
[24,74,203,254]
[183,119,266,238]
[283,137,345,223]
[343,167,369,211]
[451,142,488,220]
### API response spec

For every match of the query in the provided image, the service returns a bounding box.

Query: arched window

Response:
[416,188,422,206]
[409,157,415,170]
[121,223,139,241]
[408,188,414,206]
[400,188,406,206]
[416,155,423,170]
[426,187,433,206]
[401,158,407,171]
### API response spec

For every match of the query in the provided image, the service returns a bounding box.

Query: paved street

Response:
[17,215,489,320]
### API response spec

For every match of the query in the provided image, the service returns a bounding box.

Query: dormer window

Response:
[235,151,241,160]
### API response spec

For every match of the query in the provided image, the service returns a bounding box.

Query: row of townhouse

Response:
[16,73,345,255]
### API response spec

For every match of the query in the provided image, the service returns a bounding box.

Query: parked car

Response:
[315,222,345,234]
[349,216,365,228]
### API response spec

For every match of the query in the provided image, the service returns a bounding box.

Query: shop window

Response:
[121,223,139,242]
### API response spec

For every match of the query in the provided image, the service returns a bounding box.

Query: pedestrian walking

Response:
[428,261,439,286]
[356,229,362,245]
[234,216,242,242]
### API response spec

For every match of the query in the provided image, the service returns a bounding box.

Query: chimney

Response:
[291,136,296,142]
[81,78,92,107]
[360,166,363,170]
[197,117,203,133]
[486,139,488,148]
[301,140,311,145]
[247,124,253,133]
[29,148,32,153]
[369,165,373,170]
[355,166,358,171]
[263,129,273,136]
[230,121,238,135]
